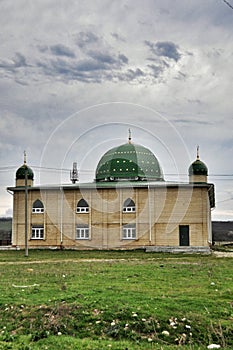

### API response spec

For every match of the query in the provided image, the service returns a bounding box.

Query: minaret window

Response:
[32,199,44,213]
[77,199,89,213]
[123,198,135,212]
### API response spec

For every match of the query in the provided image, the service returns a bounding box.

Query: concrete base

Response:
[145,246,211,254]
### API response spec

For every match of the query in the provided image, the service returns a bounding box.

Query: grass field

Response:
[0,250,232,349]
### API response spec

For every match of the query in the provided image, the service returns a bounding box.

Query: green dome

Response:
[95,142,164,182]
[189,159,208,176]
[16,164,34,180]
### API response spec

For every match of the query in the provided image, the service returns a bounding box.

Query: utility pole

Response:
[24,153,28,257]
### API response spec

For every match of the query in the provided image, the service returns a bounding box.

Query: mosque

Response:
[7,131,215,252]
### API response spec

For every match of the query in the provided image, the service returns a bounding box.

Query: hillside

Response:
[212,221,233,242]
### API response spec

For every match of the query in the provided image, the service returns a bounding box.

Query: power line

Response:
[222,0,233,10]
[0,165,233,177]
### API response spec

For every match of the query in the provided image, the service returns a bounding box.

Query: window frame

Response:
[122,224,136,240]
[76,225,90,240]
[123,198,136,213]
[32,199,44,214]
[76,199,89,214]
[31,226,44,240]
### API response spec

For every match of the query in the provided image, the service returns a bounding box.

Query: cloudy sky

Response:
[0,0,233,220]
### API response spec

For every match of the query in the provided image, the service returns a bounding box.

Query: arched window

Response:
[32,199,44,213]
[77,198,89,213]
[123,198,135,212]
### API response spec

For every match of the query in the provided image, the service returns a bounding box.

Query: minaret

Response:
[15,152,34,187]
[189,146,208,183]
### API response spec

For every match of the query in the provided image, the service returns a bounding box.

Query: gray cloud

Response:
[111,32,126,42]
[118,54,128,64]
[50,44,76,58]
[35,32,130,83]
[0,53,28,71]
[76,31,100,49]
[37,54,130,84]
[145,40,181,62]
[38,44,76,58]
[147,64,165,78]
[87,50,118,65]
[117,68,145,82]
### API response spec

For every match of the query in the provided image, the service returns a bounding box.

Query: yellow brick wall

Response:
[12,185,212,249]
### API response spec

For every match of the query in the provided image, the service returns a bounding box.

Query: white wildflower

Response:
[170,321,176,327]
[111,321,116,326]
[132,312,138,317]
[148,337,153,342]
[210,282,215,285]
[207,345,221,349]
[57,332,62,336]
[185,325,191,329]
[96,320,101,324]
[162,330,170,336]
[142,318,146,322]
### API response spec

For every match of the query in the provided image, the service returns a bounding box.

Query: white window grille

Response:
[76,225,89,240]
[31,226,44,239]
[122,224,136,240]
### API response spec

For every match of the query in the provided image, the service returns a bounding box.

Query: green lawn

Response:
[0,250,232,349]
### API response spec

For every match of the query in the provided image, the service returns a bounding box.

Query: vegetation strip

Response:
[0,250,232,349]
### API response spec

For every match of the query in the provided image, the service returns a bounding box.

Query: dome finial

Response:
[128,128,132,144]
[24,150,27,165]
[196,145,200,160]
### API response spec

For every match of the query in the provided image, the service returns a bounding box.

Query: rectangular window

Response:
[122,224,136,240]
[31,227,44,240]
[76,225,89,239]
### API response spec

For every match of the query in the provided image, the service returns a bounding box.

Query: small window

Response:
[122,224,136,240]
[31,226,44,240]
[76,224,89,240]
[77,199,89,213]
[123,198,135,212]
[32,199,44,213]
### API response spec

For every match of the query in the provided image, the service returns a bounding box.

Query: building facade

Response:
[7,138,215,252]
